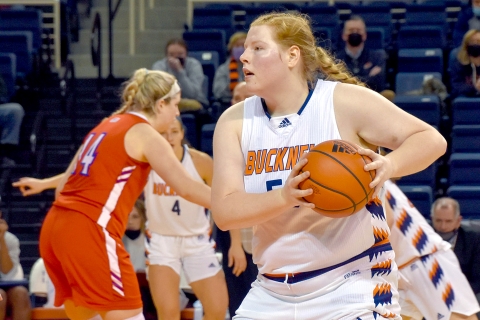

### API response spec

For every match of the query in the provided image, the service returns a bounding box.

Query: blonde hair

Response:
[457,29,480,65]
[133,198,147,232]
[250,12,365,88]
[227,31,248,51]
[114,68,177,116]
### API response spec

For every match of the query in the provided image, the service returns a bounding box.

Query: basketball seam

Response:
[312,188,374,212]
[300,169,356,213]
[309,149,369,200]
[336,140,375,182]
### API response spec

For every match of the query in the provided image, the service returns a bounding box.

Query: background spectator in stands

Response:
[0,210,31,320]
[431,197,480,304]
[449,29,480,98]
[335,16,393,100]
[453,0,480,47]
[29,258,56,308]
[0,75,24,166]
[152,38,209,111]
[123,199,147,272]
[213,32,247,108]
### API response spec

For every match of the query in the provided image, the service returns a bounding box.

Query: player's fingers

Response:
[289,170,310,188]
[290,158,308,177]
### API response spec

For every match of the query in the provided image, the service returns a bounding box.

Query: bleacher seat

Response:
[397,25,447,49]
[451,125,480,153]
[0,8,43,53]
[0,53,17,100]
[446,186,480,219]
[398,185,433,218]
[396,161,438,190]
[301,5,340,44]
[397,48,443,74]
[244,5,289,28]
[404,3,448,32]
[183,30,227,64]
[351,3,393,45]
[201,123,216,156]
[192,7,235,39]
[393,95,441,128]
[365,27,385,50]
[181,113,198,149]
[451,97,480,125]
[188,50,219,101]
[395,72,442,95]
[0,31,33,76]
[449,153,480,185]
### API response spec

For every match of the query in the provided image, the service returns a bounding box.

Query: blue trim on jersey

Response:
[262,242,393,284]
[261,88,314,119]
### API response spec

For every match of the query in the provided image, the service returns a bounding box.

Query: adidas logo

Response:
[331,141,356,154]
[438,313,444,319]
[278,118,292,128]
[208,263,216,268]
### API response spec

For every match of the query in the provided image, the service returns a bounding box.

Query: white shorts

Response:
[146,232,221,284]
[399,249,480,320]
[234,243,401,320]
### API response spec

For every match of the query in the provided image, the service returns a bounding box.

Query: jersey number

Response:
[172,200,181,215]
[76,133,106,176]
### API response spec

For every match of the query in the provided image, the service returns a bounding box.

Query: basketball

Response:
[298,140,376,218]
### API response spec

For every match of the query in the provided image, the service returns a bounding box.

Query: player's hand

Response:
[167,57,183,72]
[12,177,45,196]
[357,147,393,199]
[281,158,315,209]
[228,244,247,277]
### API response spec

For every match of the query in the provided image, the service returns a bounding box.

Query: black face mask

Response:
[467,44,480,58]
[177,57,186,66]
[125,229,141,240]
[347,33,363,47]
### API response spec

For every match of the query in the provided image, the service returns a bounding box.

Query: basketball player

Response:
[384,179,479,320]
[38,69,211,320]
[211,12,446,319]
[145,117,228,320]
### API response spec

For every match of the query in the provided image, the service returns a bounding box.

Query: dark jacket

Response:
[454,225,480,294]
[453,7,480,47]
[336,47,387,92]
[449,57,480,98]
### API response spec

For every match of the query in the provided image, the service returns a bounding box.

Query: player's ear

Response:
[287,45,301,67]
[154,99,165,113]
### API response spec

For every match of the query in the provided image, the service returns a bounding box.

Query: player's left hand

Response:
[228,245,247,277]
[357,147,394,199]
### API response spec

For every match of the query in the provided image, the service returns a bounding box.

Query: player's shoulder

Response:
[189,148,213,166]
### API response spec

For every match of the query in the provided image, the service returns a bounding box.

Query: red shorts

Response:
[39,206,142,311]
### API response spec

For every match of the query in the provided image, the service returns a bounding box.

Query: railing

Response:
[0,0,61,70]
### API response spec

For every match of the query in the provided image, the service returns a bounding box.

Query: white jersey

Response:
[145,145,210,236]
[242,79,391,274]
[385,180,450,267]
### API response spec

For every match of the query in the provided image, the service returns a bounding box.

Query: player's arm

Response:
[190,149,213,187]
[333,83,447,198]
[125,123,211,209]
[12,173,64,196]
[228,228,247,276]
[211,103,314,231]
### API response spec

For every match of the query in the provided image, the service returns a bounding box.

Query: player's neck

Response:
[262,82,309,117]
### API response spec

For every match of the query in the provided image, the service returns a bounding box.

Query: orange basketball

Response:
[298,139,375,218]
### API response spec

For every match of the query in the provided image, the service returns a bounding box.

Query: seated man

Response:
[335,15,393,100]
[0,209,31,320]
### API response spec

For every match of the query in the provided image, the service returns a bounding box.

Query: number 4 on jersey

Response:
[172,200,181,215]
[76,133,106,176]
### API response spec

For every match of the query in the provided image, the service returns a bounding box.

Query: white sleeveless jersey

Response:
[145,145,210,236]
[242,79,391,274]
[384,180,450,267]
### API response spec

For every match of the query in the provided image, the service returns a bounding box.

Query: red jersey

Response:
[53,113,151,237]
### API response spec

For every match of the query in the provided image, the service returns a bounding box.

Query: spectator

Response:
[152,38,209,111]
[29,258,56,308]
[453,0,480,48]
[213,32,247,107]
[431,197,480,302]
[0,75,24,166]
[0,209,31,320]
[335,16,392,97]
[123,199,147,272]
[449,29,480,98]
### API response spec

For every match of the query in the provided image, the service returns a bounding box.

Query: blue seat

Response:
[365,27,385,50]
[201,123,216,156]
[0,53,17,100]
[397,25,447,49]
[452,97,480,125]
[313,27,335,49]
[0,31,33,76]
[180,113,198,149]
[404,3,448,32]
[449,153,480,186]
[395,72,442,95]
[301,5,339,29]
[189,50,219,100]
[351,3,393,45]
[244,5,289,28]
[397,161,438,190]
[192,7,235,39]
[451,125,480,153]
[0,9,42,52]
[446,186,480,219]
[398,185,433,218]
[393,95,441,127]
[398,48,443,74]
[183,30,227,64]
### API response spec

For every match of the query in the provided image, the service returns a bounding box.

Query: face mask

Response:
[467,44,480,57]
[473,6,480,16]
[231,46,245,61]
[125,229,141,240]
[347,33,363,47]
[177,57,186,66]
[434,228,458,243]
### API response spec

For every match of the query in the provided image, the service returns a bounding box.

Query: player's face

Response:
[154,92,181,132]
[161,119,184,149]
[432,207,461,233]
[241,26,289,96]
[127,207,143,231]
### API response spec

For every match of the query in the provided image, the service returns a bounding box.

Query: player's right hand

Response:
[282,158,315,209]
[228,244,247,277]
[12,177,45,196]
